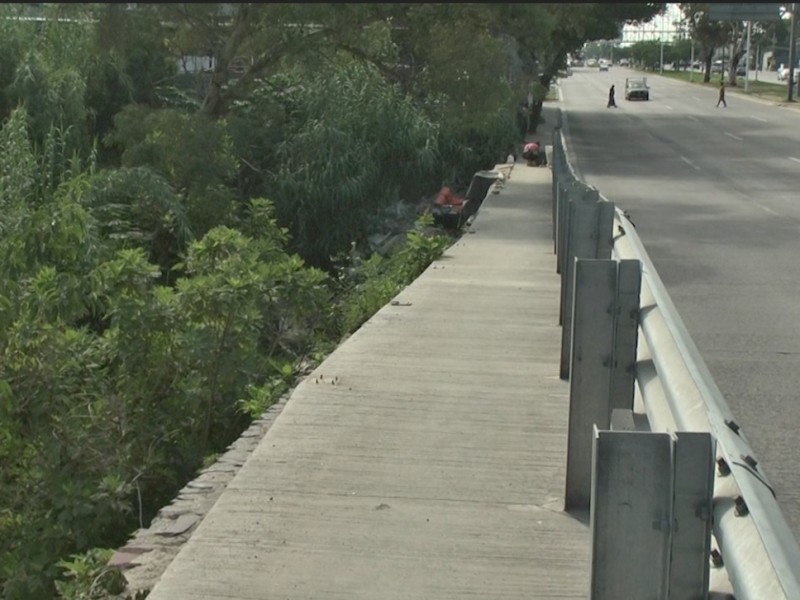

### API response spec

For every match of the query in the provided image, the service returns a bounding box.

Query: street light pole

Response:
[789,3,797,102]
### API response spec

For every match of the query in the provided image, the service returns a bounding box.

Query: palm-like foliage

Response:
[260,64,439,268]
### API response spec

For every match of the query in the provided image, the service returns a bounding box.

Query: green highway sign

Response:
[708,4,783,21]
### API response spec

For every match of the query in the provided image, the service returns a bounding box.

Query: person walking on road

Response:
[607,84,617,108]
[716,81,727,107]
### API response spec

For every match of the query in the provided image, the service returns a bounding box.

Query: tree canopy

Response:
[0,3,666,597]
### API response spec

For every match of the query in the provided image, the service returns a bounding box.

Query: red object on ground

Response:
[434,186,465,206]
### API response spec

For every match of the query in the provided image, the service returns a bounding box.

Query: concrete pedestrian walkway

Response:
[145,152,591,599]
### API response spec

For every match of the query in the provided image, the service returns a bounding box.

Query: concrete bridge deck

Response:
[144,156,591,599]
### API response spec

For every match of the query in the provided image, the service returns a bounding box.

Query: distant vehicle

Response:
[777,64,800,81]
[711,60,723,74]
[735,64,746,76]
[587,58,598,67]
[624,77,649,101]
[618,58,630,67]
[598,59,609,71]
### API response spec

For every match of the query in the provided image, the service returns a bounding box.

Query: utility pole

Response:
[789,3,797,102]
[745,21,752,92]
[690,38,694,82]
[755,44,759,82]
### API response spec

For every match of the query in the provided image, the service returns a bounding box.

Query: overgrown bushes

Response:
[0,6,525,598]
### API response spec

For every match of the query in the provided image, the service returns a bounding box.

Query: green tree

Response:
[85,3,178,150]
[630,40,664,70]
[680,4,729,82]
[253,63,439,269]
[151,3,391,118]
[107,106,239,239]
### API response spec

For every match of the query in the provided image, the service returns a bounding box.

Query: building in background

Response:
[621,3,684,46]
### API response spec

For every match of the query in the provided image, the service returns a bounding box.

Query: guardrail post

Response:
[551,129,564,248]
[555,180,579,276]
[564,258,643,509]
[610,260,641,410]
[564,259,617,509]
[589,427,716,600]
[559,198,614,374]
[669,431,715,600]
[590,427,673,599]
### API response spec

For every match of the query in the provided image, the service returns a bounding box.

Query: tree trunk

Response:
[201,4,251,118]
[528,56,562,134]
[728,33,745,86]
[703,50,714,83]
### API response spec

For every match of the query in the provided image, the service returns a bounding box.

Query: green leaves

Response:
[107,106,238,238]
[255,63,440,268]
[55,548,127,600]
[0,4,672,597]
[0,107,37,211]
[336,213,449,333]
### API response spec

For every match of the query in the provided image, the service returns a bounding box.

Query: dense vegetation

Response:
[0,3,662,598]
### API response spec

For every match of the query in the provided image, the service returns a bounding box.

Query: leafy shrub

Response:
[336,213,450,333]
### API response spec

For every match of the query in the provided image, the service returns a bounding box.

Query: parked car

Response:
[711,60,723,74]
[624,77,649,101]
[777,65,800,81]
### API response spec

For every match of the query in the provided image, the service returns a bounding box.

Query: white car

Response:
[598,59,609,71]
[777,65,799,82]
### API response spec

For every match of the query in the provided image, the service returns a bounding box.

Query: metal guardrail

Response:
[551,122,800,600]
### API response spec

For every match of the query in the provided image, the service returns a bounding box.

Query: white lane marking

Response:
[790,156,800,164]
[751,116,768,122]
[725,132,744,141]
[756,204,779,216]
[681,156,701,171]
[692,96,702,101]
[664,104,674,110]
[687,115,699,122]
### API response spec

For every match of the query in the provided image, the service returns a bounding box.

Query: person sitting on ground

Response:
[522,141,541,166]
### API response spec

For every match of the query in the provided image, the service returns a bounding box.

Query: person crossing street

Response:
[716,81,727,107]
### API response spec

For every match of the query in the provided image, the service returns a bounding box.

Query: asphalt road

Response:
[558,66,800,541]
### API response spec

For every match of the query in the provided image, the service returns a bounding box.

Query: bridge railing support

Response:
[589,426,715,600]
[551,118,800,600]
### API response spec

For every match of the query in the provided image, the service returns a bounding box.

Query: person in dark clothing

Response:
[607,84,617,108]
[716,81,727,107]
